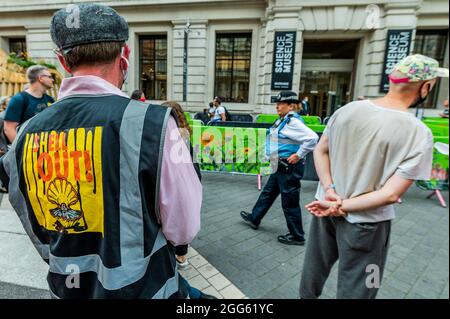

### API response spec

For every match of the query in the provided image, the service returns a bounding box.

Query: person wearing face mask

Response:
[0,3,203,299]
[130,90,146,102]
[299,54,448,299]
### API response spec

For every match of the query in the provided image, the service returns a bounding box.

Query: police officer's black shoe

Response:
[240,211,258,230]
[277,233,305,246]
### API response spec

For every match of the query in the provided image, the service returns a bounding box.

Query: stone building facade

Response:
[1,0,448,116]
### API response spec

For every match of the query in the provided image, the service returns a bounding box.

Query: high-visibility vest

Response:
[266,113,304,158]
[0,94,188,299]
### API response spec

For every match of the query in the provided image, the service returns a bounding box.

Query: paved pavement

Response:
[193,172,449,299]
[0,173,448,299]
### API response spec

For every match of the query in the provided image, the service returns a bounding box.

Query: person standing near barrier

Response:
[0,3,202,299]
[300,96,310,116]
[161,101,201,268]
[130,89,146,102]
[300,54,448,299]
[439,99,449,118]
[212,96,229,122]
[207,101,216,120]
[240,91,318,245]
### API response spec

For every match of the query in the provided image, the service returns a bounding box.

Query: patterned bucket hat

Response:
[389,54,449,83]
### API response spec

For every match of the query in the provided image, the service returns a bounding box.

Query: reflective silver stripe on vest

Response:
[119,99,149,261]
[48,229,177,293]
[5,119,50,260]
[154,107,172,224]
[268,137,300,145]
[152,270,180,299]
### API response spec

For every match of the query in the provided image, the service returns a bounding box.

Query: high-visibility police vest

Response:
[0,94,188,298]
[266,113,305,158]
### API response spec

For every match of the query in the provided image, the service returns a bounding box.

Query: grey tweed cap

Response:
[50,3,129,51]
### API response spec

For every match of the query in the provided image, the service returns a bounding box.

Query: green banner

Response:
[416,136,449,191]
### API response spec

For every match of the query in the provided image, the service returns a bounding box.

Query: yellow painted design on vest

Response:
[22,127,104,235]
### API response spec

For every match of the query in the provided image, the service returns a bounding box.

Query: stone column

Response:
[25,26,60,71]
[172,20,208,112]
[363,1,421,98]
[257,2,303,114]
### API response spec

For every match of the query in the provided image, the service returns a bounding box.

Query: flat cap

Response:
[50,3,129,51]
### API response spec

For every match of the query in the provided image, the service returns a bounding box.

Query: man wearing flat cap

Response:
[300,54,449,299]
[0,3,202,299]
[240,91,318,246]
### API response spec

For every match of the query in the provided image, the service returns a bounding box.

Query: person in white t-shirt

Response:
[300,54,449,299]
[207,102,216,120]
[212,96,226,122]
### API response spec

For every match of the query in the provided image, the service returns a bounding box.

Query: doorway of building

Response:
[300,71,352,119]
[299,38,359,119]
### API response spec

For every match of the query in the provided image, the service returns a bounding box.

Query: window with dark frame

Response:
[9,38,27,57]
[214,33,252,103]
[139,35,167,101]
[413,30,448,109]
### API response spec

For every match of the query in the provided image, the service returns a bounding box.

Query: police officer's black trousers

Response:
[250,161,305,239]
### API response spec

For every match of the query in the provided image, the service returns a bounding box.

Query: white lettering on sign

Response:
[274,33,294,74]
[385,31,411,75]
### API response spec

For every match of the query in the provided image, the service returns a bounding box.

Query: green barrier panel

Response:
[191,126,270,175]
[188,119,203,126]
[255,114,278,124]
[191,122,448,185]
[423,117,449,123]
[416,136,449,191]
[307,124,326,133]
[426,124,449,137]
[256,114,322,125]
[423,120,449,129]
[434,136,449,144]
[302,116,322,125]
[190,124,326,175]
[184,112,192,122]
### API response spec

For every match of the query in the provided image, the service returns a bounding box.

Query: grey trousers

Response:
[299,216,391,299]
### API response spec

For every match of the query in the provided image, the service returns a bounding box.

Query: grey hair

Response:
[26,65,49,84]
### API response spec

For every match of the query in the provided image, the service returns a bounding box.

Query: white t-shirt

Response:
[213,106,225,121]
[315,100,434,223]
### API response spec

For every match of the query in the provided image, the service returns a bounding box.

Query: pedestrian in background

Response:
[3,65,54,143]
[162,101,200,268]
[300,96,310,116]
[131,89,146,102]
[439,99,449,118]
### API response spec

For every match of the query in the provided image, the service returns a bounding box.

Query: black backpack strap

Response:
[17,91,30,124]
[0,155,9,192]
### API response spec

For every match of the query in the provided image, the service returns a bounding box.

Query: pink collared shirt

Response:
[58,75,201,246]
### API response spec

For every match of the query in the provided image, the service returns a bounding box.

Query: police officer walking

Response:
[0,3,202,298]
[240,92,318,245]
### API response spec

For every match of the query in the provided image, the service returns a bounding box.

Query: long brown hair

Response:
[161,101,192,136]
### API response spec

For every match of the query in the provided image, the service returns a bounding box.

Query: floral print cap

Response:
[391,54,449,82]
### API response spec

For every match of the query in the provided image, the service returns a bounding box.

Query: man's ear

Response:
[120,45,130,71]
[420,80,436,97]
[122,44,131,60]
[428,79,437,91]
[56,52,72,74]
